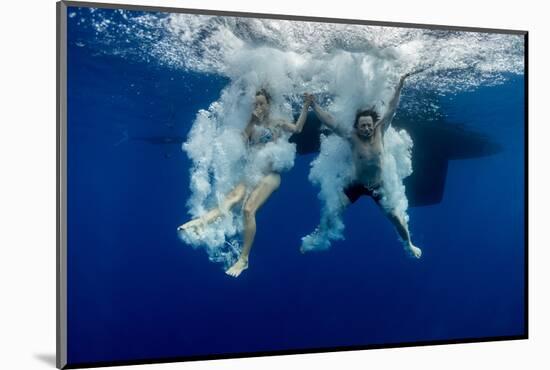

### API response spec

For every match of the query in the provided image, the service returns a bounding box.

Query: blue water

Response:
[66,7,525,366]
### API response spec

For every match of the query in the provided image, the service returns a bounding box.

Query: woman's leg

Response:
[225,173,281,277]
[177,183,246,233]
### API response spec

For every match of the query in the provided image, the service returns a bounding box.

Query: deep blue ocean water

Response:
[66,8,525,366]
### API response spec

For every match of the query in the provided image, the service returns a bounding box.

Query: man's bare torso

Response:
[350,128,384,188]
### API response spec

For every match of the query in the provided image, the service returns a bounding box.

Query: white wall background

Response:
[0,0,546,369]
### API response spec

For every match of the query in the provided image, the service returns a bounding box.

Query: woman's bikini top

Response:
[249,124,275,146]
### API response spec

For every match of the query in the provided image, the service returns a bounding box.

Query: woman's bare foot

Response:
[177,218,205,236]
[225,257,249,277]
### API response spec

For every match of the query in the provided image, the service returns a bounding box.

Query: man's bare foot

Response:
[225,258,248,277]
[299,227,326,254]
[407,244,422,258]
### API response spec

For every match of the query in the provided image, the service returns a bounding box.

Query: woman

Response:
[178,89,312,277]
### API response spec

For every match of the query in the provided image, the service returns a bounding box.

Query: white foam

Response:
[79,9,523,95]
[379,127,414,220]
[301,134,355,252]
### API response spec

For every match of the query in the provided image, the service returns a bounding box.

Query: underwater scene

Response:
[65,6,525,366]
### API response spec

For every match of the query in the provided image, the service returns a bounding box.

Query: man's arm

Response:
[307,93,349,138]
[376,68,428,133]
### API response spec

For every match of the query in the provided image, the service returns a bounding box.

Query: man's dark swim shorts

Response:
[343,182,382,204]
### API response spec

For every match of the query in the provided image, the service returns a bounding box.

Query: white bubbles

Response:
[177,215,242,268]
[379,127,414,221]
[81,10,523,95]
[244,138,296,187]
[301,134,355,252]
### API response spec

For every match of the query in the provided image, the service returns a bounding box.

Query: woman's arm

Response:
[280,93,312,134]
[242,116,255,142]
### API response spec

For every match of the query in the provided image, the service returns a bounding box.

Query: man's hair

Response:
[354,108,380,128]
[255,88,272,104]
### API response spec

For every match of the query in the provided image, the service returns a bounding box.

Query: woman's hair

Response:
[255,88,272,104]
[354,108,380,128]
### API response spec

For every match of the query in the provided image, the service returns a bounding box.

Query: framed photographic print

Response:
[57,1,527,368]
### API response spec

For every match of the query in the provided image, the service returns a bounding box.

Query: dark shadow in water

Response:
[34,353,56,367]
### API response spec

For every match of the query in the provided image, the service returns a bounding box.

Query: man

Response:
[302,69,425,258]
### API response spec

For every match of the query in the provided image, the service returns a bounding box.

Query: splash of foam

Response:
[379,127,414,219]
[301,134,355,252]
[74,8,524,97]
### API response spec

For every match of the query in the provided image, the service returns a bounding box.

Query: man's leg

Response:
[300,193,350,253]
[383,209,422,258]
[225,173,281,277]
